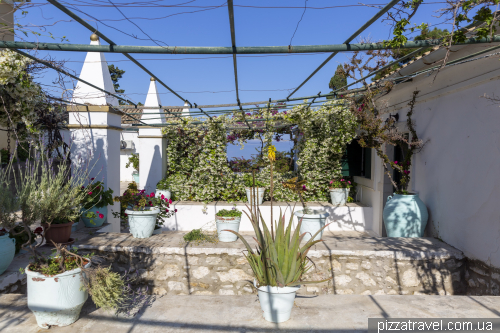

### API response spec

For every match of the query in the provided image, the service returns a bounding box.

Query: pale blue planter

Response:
[27,261,91,328]
[132,171,139,184]
[246,187,265,205]
[215,216,241,242]
[126,208,160,238]
[0,234,15,275]
[383,193,429,237]
[80,206,107,228]
[329,188,349,206]
[295,210,330,242]
[256,280,300,323]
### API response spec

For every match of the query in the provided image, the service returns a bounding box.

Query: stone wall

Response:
[84,247,467,296]
[466,259,500,296]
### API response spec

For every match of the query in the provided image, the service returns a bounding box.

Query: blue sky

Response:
[18,0,453,157]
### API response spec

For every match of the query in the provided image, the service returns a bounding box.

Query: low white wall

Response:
[120,131,139,182]
[160,202,372,233]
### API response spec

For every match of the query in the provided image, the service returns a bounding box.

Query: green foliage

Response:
[79,181,114,209]
[182,228,218,245]
[216,208,242,217]
[126,153,139,172]
[156,178,170,190]
[85,266,126,311]
[329,64,347,93]
[243,174,266,188]
[108,64,126,105]
[229,208,330,287]
[329,178,353,189]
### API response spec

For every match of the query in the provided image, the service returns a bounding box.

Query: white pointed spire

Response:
[182,101,192,118]
[72,34,118,106]
[142,77,164,125]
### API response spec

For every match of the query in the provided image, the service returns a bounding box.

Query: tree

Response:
[328,64,347,93]
[108,64,126,105]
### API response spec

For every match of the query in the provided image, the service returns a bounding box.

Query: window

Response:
[341,140,371,179]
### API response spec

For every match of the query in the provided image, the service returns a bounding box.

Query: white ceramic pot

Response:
[215,215,241,242]
[155,189,171,200]
[126,208,160,238]
[245,187,265,205]
[329,188,349,206]
[294,209,330,242]
[27,261,91,328]
[256,280,300,323]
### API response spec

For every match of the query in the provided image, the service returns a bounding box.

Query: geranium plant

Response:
[79,180,114,210]
[329,178,352,189]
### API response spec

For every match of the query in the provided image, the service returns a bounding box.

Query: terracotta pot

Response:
[43,222,74,244]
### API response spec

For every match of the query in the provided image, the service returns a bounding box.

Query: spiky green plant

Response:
[228,207,330,287]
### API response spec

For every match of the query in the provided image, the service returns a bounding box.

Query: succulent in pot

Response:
[243,174,266,205]
[215,208,242,242]
[79,180,114,228]
[114,188,177,238]
[328,178,352,206]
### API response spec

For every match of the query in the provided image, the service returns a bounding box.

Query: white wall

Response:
[376,54,500,268]
[120,131,139,182]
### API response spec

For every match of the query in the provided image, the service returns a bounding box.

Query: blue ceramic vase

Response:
[383,193,428,237]
[81,206,107,228]
[0,234,15,275]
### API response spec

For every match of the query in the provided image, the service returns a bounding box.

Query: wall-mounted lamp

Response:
[385,113,399,133]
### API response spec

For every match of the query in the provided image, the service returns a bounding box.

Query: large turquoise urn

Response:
[383,193,428,237]
[0,234,15,275]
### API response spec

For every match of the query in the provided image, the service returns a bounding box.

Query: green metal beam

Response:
[286,0,400,99]
[4,36,499,54]
[47,0,190,108]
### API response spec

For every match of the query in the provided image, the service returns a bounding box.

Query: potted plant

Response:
[43,217,76,244]
[226,205,330,323]
[79,180,114,228]
[0,148,133,328]
[156,178,171,200]
[126,153,139,184]
[114,189,177,238]
[243,173,266,205]
[215,208,242,242]
[328,178,352,206]
[284,177,330,242]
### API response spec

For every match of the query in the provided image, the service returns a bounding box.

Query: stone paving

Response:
[1,294,499,332]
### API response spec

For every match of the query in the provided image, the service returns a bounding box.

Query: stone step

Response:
[1,294,499,332]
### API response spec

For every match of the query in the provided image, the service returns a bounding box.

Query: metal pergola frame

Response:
[4,1,498,130]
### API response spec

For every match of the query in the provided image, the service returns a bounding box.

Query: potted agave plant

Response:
[79,180,114,228]
[114,187,177,238]
[215,208,242,242]
[0,147,133,328]
[243,173,266,205]
[126,153,140,184]
[227,205,330,323]
[328,178,352,206]
[284,177,330,242]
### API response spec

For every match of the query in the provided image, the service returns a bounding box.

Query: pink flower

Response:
[394,161,398,164]
[302,185,306,190]
[161,194,165,200]
[165,209,169,213]
[88,191,93,195]
[329,180,333,184]
[146,194,150,198]
[341,179,344,182]
[150,192,155,197]
[174,209,178,212]
[99,213,104,219]
[348,181,351,184]
[96,211,99,214]
[169,199,172,204]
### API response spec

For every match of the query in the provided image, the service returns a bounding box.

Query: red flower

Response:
[124,213,128,217]
[148,201,152,205]
[88,191,93,195]
[146,194,150,197]
[150,192,155,197]
[165,209,169,213]
[34,227,43,235]
[91,178,95,180]
[96,211,99,214]
[161,194,165,200]
[174,209,178,212]
[99,213,104,219]
[169,199,173,204]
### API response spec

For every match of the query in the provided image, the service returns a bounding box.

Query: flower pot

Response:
[294,210,330,242]
[156,189,171,200]
[132,171,139,184]
[245,187,265,205]
[43,222,73,244]
[329,188,349,206]
[80,206,107,228]
[0,234,15,275]
[126,208,160,239]
[383,193,428,237]
[256,280,300,323]
[27,261,90,328]
[215,215,241,242]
